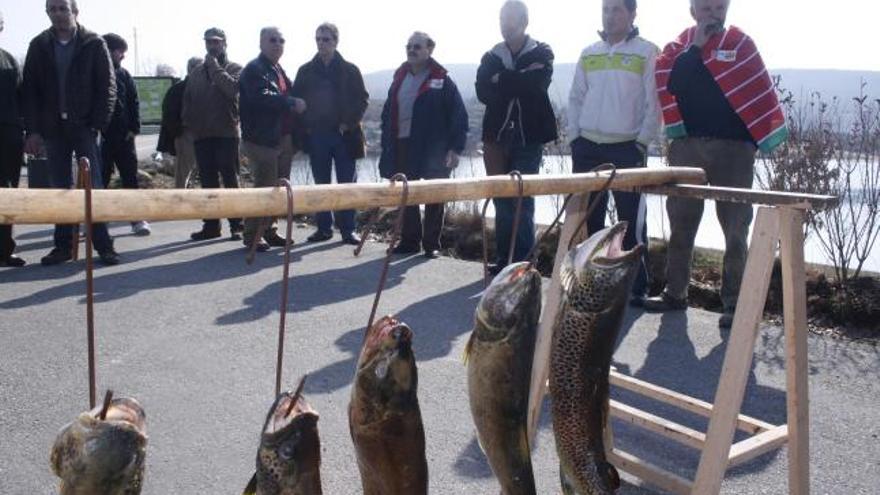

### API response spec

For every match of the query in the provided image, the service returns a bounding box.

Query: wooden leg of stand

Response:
[527,193,590,444]
[692,207,780,494]
[779,208,810,495]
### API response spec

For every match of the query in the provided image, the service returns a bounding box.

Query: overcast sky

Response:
[1,0,877,76]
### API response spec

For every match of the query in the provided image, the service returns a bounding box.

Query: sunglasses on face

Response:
[268,37,285,44]
[315,36,334,43]
[47,5,71,13]
[406,43,424,51]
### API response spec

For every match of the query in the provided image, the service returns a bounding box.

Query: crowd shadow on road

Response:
[304,279,483,396]
[0,237,335,309]
[611,311,787,485]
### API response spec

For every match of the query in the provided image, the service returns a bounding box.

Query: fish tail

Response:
[242,472,258,495]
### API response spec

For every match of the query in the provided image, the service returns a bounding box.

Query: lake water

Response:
[287,155,879,274]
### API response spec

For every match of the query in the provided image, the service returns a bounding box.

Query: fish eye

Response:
[279,441,296,460]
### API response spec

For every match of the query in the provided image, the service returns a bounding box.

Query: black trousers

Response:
[394,139,443,252]
[193,137,242,232]
[0,125,23,259]
[101,133,139,189]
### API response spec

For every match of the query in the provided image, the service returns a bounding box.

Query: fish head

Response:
[50,397,148,493]
[258,383,321,491]
[356,315,417,396]
[565,222,644,308]
[476,261,542,338]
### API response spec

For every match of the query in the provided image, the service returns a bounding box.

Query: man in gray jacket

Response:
[183,27,243,241]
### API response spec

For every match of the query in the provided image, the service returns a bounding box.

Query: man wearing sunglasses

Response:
[21,0,121,266]
[291,23,369,246]
[239,27,306,252]
[476,0,558,274]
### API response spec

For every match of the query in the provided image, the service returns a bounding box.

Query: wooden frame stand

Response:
[528,194,815,495]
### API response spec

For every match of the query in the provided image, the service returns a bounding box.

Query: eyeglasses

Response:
[268,37,285,44]
[406,43,424,51]
[315,36,334,43]
[46,5,71,13]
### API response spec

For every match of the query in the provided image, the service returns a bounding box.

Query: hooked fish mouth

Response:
[361,316,412,360]
[265,376,315,435]
[588,222,644,266]
[89,397,146,433]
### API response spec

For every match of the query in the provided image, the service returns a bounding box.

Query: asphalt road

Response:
[1,220,878,494]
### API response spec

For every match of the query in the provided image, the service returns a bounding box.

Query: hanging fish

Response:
[465,261,542,495]
[243,377,322,495]
[348,315,428,495]
[550,222,643,494]
[50,397,148,495]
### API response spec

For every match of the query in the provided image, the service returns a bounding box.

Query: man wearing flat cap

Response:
[183,27,244,241]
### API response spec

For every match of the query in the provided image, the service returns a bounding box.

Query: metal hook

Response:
[77,157,97,408]
[479,198,492,287]
[364,173,409,335]
[568,163,618,251]
[98,390,113,420]
[273,179,296,397]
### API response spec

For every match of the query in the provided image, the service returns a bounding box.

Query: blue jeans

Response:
[571,137,648,297]
[307,130,356,235]
[490,143,543,266]
[45,123,113,253]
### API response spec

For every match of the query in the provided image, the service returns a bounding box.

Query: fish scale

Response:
[549,223,643,495]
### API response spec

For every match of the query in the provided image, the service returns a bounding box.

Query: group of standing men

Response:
[2,0,786,327]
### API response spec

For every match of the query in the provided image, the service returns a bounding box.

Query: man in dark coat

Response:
[101,32,150,236]
[291,23,369,245]
[0,10,25,267]
[22,0,120,266]
[379,31,468,258]
[476,0,558,274]
[157,56,201,189]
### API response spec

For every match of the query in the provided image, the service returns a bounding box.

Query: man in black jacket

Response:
[22,0,120,266]
[239,27,305,252]
[157,56,201,189]
[476,0,558,274]
[0,10,25,267]
[101,33,150,236]
[292,23,369,245]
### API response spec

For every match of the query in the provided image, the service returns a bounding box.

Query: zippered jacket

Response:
[476,37,558,145]
[240,54,296,148]
[567,31,659,146]
[183,56,242,140]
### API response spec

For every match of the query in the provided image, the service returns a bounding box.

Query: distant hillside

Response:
[364,65,880,105]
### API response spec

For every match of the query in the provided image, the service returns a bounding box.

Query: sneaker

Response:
[341,233,362,246]
[190,228,222,241]
[131,220,151,236]
[307,230,333,243]
[719,312,735,329]
[98,249,121,266]
[41,248,72,266]
[643,293,688,312]
[263,230,288,247]
[229,223,244,241]
[0,255,26,267]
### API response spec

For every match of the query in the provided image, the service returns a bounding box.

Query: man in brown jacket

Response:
[183,27,243,241]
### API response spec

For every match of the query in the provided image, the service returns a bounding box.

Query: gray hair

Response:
[259,26,281,39]
[501,0,529,23]
[317,22,339,42]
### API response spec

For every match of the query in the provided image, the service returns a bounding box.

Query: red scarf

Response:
[655,26,787,153]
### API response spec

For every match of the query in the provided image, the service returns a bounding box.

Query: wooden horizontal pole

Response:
[608,448,694,495]
[2,168,706,225]
[727,425,789,467]
[640,184,838,211]
[609,371,775,435]
[610,399,707,450]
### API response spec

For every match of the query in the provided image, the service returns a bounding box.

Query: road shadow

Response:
[304,279,483,396]
[610,311,787,485]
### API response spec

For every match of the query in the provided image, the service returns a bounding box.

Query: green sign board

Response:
[134,76,175,126]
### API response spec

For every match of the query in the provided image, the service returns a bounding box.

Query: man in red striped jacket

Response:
[644,0,787,329]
